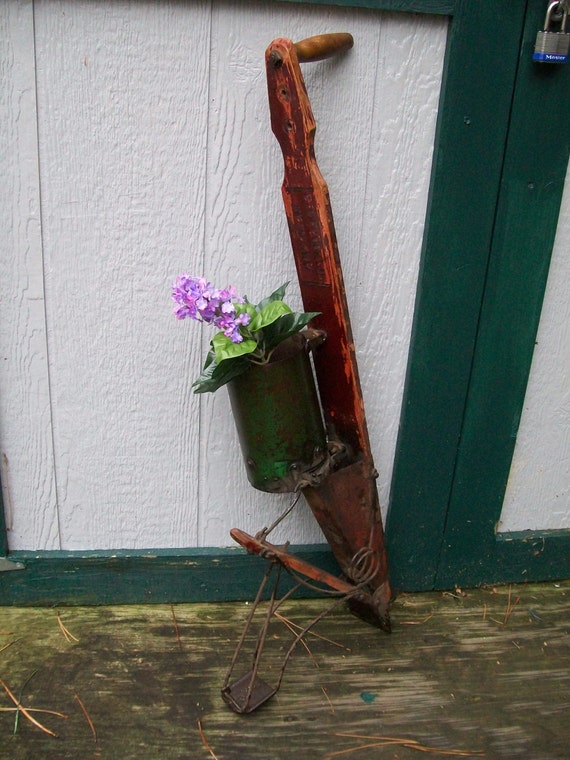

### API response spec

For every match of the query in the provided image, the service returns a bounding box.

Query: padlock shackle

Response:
[544,0,568,31]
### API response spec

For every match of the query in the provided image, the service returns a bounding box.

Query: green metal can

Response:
[228,335,327,493]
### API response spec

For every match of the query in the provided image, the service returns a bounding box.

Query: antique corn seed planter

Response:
[222,33,392,713]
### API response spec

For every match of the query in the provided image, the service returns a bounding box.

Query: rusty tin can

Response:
[228,335,327,492]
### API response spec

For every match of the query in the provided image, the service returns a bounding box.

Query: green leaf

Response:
[255,282,289,311]
[201,348,216,370]
[262,311,321,352]
[212,332,257,364]
[249,300,292,332]
[192,354,250,393]
[234,302,257,320]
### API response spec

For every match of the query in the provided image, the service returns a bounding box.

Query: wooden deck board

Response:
[0,581,568,758]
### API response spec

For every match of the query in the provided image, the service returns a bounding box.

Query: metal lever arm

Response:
[230,528,357,595]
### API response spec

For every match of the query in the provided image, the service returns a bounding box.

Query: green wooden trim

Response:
[435,0,570,590]
[0,545,340,606]
[433,531,570,589]
[385,0,529,591]
[281,0,455,13]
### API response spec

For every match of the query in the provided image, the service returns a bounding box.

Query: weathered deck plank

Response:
[0,582,568,758]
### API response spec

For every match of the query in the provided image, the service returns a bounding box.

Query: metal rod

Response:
[222,561,274,692]
[243,563,283,708]
[256,489,302,540]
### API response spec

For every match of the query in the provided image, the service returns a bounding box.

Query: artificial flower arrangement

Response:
[172,275,319,393]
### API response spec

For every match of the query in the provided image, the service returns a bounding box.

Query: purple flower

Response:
[215,310,251,343]
[172,275,249,342]
[172,275,214,320]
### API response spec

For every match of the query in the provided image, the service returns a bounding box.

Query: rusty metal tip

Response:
[346,596,391,632]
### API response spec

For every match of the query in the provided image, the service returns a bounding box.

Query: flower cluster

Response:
[172,275,319,393]
[172,275,250,344]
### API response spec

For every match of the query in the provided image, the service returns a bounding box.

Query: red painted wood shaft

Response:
[265,38,392,623]
[265,38,371,459]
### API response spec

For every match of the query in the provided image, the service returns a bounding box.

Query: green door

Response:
[386,0,570,590]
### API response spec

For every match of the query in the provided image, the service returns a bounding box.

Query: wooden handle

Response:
[294,33,353,63]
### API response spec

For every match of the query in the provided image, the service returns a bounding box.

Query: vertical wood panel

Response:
[0,0,59,550]
[33,0,212,549]
[500,169,570,531]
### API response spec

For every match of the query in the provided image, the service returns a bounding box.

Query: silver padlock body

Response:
[556,31,570,55]
[533,30,569,62]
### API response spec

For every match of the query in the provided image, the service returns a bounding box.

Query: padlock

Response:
[533,0,570,63]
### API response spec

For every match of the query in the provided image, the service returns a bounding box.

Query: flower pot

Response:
[228,334,327,493]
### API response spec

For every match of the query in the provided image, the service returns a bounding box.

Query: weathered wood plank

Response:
[0,582,568,758]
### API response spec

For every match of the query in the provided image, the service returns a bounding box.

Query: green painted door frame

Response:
[2,0,568,604]
[386,0,570,590]
[433,0,570,590]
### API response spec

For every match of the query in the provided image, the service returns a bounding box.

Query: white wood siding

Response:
[1,0,59,549]
[1,0,447,550]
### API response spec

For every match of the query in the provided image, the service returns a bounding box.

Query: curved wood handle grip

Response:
[294,33,354,63]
